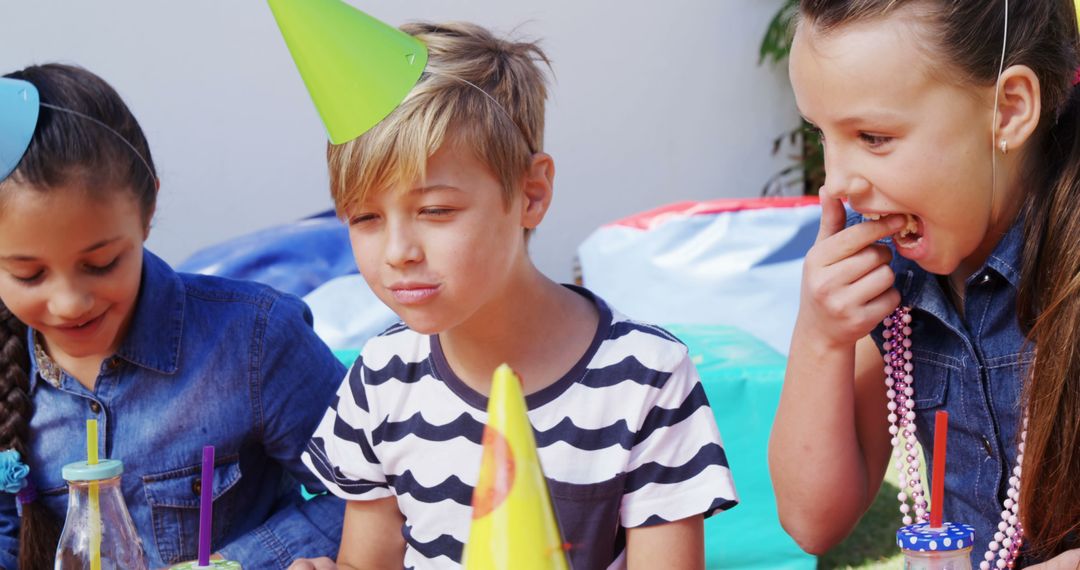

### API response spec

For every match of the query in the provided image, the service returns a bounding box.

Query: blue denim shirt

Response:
[869,217,1030,566]
[0,250,346,569]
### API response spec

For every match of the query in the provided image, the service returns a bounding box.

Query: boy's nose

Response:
[385,226,424,267]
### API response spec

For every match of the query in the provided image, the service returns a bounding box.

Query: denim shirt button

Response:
[981,435,994,456]
[106,357,121,370]
[89,400,102,414]
[979,273,992,285]
[191,478,201,497]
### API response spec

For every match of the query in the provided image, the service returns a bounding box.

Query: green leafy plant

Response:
[760,0,798,66]
[760,0,825,196]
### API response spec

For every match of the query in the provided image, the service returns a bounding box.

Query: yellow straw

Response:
[87,419,98,465]
[87,420,101,570]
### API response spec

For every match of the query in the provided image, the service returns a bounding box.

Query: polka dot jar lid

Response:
[897,522,976,552]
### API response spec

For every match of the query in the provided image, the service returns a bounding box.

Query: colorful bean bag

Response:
[578,197,821,569]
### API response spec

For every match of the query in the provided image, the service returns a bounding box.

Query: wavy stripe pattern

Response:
[305,303,738,568]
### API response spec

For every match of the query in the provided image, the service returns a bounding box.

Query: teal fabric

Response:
[332,348,361,367]
[666,324,814,570]
[330,329,813,569]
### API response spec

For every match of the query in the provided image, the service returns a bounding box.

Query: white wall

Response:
[1,0,799,283]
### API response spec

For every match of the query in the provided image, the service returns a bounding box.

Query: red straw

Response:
[930,411,948,528]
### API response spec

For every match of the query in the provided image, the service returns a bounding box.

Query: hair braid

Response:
[0,301,60,568]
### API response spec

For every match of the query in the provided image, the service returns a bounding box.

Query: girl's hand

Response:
[1024,549,1080,570]
[798,196,906,349]
[287,557,338,570]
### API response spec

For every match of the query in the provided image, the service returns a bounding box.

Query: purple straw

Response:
[198,445,214,566]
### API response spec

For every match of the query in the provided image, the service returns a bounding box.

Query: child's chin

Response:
[908,254,956,277]
[401,316,446,336]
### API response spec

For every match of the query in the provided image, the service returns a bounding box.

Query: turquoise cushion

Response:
[667,324,813,569]
[333,348,361,367]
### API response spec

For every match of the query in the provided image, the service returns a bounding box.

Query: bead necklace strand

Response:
[882,306,1027,569]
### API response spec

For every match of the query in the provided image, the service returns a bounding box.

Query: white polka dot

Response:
[958,540,964,548]
[910,537,918,545]
[930,540,938,550]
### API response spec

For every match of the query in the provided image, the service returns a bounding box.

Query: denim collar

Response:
[28,249,185,392]
[895,214,1025,324]
[984,216,1023,289]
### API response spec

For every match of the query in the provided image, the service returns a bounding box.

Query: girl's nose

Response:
[821,148,871,201]
[47,282,95,322]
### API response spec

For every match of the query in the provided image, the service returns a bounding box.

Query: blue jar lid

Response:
[62,459,123,482]
[897,522,976,552]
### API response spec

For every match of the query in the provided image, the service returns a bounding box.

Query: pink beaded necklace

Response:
[882,306,1027,569]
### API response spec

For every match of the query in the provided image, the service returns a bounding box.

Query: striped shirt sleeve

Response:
[302,360,393,501]
[620,350,738,527]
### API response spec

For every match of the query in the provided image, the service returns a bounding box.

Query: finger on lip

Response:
[816,196,850,241]
[862,213,908,235]
[827,215,907,260]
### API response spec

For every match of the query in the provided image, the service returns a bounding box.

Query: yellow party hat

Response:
[463,364,569,570]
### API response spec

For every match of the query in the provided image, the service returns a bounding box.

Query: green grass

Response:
[818,442,928,569]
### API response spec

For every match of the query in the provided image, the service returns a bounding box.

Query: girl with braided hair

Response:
[0,64,346,569]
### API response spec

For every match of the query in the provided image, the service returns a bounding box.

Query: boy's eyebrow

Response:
[410,184,464,195]
[0,237,122,262]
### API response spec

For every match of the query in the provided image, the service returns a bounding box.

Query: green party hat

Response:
[268,0,428,144]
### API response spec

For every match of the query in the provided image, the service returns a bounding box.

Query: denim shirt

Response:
[869,218,1030,566]
[0,250,346,569]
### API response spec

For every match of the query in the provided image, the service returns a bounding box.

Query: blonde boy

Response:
[292,22,737,570]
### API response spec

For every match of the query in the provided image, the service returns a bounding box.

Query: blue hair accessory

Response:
[0,76,155,184]
[0,449,30,494]
[0,77,40,182]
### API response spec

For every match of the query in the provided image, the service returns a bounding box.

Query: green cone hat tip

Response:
[268,0,428,144]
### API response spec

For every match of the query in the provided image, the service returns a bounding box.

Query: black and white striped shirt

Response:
[303,289,737,569]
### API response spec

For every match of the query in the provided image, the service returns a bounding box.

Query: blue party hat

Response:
[0,78,39,182]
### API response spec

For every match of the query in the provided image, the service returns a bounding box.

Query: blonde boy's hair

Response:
[327,21,551,217]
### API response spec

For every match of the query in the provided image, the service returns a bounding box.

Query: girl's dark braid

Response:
[0,300,60,568]
[0,301,30,454]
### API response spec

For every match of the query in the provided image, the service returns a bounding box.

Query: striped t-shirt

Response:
[303,288,737,569]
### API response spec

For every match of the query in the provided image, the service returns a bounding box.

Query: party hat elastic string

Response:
[989,0,1009,212]
[419,71,538,155]
[38,102,157,184]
